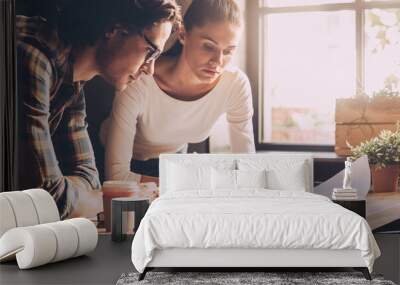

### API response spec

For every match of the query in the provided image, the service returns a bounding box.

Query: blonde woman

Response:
[104,0,255,185]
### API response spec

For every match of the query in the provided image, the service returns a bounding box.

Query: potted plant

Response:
[349,122,400,192]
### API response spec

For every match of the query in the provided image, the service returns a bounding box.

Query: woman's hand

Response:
[140,175,159,186]
[140,175,160,201]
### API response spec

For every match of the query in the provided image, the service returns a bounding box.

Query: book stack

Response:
[332,188,358,200]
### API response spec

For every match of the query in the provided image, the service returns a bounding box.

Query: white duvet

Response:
[131,190,380,273]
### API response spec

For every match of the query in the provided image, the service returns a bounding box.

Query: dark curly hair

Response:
[53,0,181,47]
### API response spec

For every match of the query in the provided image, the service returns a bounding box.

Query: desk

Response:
[0,235,133,285]
[332,199,366,218]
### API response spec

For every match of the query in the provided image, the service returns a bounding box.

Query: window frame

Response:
[247,0,400,152]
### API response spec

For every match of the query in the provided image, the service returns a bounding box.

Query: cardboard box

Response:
[335,97,400,156]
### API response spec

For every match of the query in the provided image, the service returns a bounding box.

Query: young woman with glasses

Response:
[103,0,255,185]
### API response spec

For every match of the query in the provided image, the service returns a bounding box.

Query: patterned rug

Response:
[116,271,396,285]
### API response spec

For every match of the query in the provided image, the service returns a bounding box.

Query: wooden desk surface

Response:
[0,235,133,285]
[367,192,400,230]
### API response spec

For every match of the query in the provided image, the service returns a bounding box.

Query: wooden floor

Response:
[367,191,400,230]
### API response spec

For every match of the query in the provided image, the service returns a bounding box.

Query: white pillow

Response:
[167,162,211,191]
[236,169,267,189]
[211,168,237,190]
[237,158,309,191]
[266,167,307,191]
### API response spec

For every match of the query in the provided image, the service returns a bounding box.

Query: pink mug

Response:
[102,181,139,232]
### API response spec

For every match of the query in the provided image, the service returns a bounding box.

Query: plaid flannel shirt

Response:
[16,16,100,219]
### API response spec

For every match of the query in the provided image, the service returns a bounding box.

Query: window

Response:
[254,0,400,149]
[364,8,400,94]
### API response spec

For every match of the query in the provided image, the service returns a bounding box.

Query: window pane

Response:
[364,8,400,94]
[262,0,353,8]
[262,11,356,145]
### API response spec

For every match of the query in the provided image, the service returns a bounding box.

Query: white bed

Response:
[131,154,380,280]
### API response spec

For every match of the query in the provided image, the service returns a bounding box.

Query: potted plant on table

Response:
[349,122,400,192]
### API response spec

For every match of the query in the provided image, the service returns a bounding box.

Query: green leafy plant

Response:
[355,78,400,99]
[348,122,400,168]
[371,85,400,99]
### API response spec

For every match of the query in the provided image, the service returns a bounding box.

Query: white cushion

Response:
[162,156,236,194]
[42,222,79,262]
[23,189,60,223]
[0,226,58,269]
[0,189,60,238]
[66,218,98,257]
[238,158,309,191]
[167,162,212,191]
[0,191,40,227]
[266,167,307,191]
[236,169,267,189]
[0,196,17,237]
[0,190,97,269]
[165,157,236,170]
[211,168,237,190]
[0,218,97,269]
[160,154,313,194]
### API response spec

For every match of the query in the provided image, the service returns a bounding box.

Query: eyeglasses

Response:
[142,34,161,64]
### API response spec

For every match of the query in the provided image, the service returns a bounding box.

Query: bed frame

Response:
[138,154,372,281]
[139,248,371,280]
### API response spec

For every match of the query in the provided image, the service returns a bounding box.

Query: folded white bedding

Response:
[131,190,380,273]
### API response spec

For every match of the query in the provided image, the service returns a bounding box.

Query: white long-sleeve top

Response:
[104,67,255,182]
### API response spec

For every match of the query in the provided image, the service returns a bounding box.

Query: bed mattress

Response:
[131,190,380,273]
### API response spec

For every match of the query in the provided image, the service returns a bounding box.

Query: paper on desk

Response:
[314,155,370,199]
